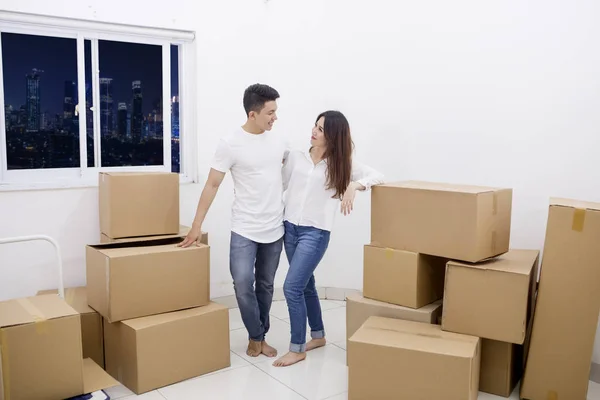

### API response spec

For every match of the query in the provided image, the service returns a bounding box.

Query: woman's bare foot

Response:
[261,341,278,357]
[306,338,326,351]
[273,351,306,367]
[247,340,262,357]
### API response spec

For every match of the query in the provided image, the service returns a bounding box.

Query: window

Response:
[0,12,197,189]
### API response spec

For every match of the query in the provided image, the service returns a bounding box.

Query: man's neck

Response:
[242,121,265,135]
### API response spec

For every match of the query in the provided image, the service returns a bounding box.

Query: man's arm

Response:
[178,168,226,247]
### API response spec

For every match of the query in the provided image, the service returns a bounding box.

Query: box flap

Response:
[550,197,600,211]
[100,225,193,244]
[90,241,207,258]
[447,249,539,275]
[0,295,78,328]
[380,180,504,194]
[122,302,227,330]
[350,316,479,357]
[36,287,96,315]
[82,358,119,393]
[346,294,442,314]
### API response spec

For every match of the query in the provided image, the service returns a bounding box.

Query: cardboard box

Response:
[371,181,512,262]
[442,249,539,344]
[346,295,442,365]
[521,198,600,400]
[99,172,179,239]
[36,287,105,368]
[104,302,230,394]
[86,237,210,322]
[479,340,523,397]
[99,225,209,246]
[348,316,480,400]
[363,244,446,308]
[0,295,117,400]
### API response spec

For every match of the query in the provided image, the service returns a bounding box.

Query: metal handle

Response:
[0,235,65,299]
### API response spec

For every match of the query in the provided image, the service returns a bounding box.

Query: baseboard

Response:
[211,286,362,309]
[591,362,600,384]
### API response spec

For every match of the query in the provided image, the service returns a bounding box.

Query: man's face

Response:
[251,100,278,132]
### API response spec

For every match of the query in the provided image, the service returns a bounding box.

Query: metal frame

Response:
[0,235,65,299]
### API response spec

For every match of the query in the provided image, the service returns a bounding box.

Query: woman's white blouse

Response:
[282,149,385,231]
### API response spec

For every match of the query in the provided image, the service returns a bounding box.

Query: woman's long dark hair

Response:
[317,111,354,199]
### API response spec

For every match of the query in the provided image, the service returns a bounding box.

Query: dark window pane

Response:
[2,33,80,169]
[171,44,180,173]
[98,40,163,167]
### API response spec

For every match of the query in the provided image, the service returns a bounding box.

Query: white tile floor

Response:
[105,299,600,400]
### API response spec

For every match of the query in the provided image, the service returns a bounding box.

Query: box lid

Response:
[37,287,96,315]
[82,358,119,393]
[88,236,207,258]
[0,294,78,329]
[350,316,479,358]
[346,294,443,314]
[100,225,193,244]
[100,171,175,177]
[550,197,600,211]
[447,249,539,275]
[379,180,505,194]
[122,302,227,331]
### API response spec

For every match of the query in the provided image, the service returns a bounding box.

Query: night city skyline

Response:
[1,32,180,172]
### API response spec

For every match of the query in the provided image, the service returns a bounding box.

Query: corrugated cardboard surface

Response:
[348,316,480,400]
[371,181,512,262]
[0,295,83,400]
[479,339,523,397]
[521,199,600,400]
[442,249,539,344]
[86,238,210,323]
[37,287,105,368]
[363,245,446,308]
[346,295,442,365]
[99,172,179,239]
[104,303,231,394]
[100,225,209,246]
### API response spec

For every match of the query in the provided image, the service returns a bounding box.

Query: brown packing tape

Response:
[16,298,49,335]
[491,231,497,254]
[384,248,394,260]
[492,192,498,215]
[0,329,10,400]
[66,288,76,305]
[547,390,558,400]
[572,208,586,232]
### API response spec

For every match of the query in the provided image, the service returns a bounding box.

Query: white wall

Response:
[2,0,600,360]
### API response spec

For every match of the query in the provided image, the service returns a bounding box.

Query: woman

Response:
[273,110,385,367]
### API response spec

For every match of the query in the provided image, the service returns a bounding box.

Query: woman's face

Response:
[311,117,327,148]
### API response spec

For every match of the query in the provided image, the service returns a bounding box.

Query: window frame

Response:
[0,12,198,191]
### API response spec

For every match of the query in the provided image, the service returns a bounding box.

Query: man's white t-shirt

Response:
[211,128,289,243]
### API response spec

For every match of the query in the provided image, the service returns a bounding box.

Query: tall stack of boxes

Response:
[37,172,229,395]
[347,180,543,399]
[89,172,230,394]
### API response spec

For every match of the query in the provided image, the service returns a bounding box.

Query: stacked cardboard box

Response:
[0,294,118,399]
[89,172,230,394]
[348,180,535,399]
[520,199,600,399]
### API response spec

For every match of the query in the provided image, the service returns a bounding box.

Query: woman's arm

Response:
[341,161,385,215]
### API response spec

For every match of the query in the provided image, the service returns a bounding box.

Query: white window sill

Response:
[0,174,195,192]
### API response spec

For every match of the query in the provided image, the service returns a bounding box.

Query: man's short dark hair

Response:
[243,84,280,116]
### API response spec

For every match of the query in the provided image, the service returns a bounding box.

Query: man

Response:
[179,84,288,358]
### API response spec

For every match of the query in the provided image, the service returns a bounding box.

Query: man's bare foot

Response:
[273,351,306,367]
[306,338,326,351]
[261,341,278,357]
[247,340,261,357]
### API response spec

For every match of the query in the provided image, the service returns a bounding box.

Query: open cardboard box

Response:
[0,294,118,400]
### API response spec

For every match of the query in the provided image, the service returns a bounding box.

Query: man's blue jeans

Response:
[230,231,283,342]
[283,221,331,352]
